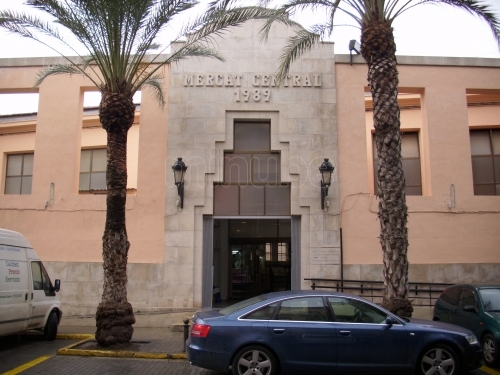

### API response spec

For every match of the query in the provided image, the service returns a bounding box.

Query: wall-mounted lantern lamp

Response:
[349,40,361,66]
[319,158,334,210]
[172,157,187,209]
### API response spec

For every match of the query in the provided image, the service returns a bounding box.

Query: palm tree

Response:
[0,0,276,345]
[248,0,500,316]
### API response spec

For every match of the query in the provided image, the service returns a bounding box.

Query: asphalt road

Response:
[1,332,499,375]
[0,333,219,375]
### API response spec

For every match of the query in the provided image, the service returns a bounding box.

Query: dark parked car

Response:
[187,290,482,375]
[434,283,500,366]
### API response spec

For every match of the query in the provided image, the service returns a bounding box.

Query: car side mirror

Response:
[463,305,477,313]
[54,279,60,293]
[384,317,393,326]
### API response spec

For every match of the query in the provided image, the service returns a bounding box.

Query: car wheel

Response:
[43,312,58,341]
[232,345,277,375]
[482,333,499,366]
[417,344,459,375]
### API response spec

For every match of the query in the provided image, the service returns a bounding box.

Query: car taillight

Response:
[191,323,210,338]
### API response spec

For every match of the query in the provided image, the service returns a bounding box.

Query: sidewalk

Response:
[57,326,189,360]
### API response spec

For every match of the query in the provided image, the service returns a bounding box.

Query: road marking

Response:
[1,356,51,375]
[481,366,500,375]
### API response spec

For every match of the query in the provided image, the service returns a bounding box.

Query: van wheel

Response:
[43,312,58,341]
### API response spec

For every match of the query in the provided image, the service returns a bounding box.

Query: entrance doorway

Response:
[213,218,292,304]
[230,242,291,300]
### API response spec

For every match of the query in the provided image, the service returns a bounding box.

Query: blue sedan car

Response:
[187,290,482,375]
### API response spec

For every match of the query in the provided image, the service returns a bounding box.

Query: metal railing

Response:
[304,278,453,307]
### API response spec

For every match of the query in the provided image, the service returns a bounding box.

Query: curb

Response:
[56,338,188,360]
[56,334,94,340]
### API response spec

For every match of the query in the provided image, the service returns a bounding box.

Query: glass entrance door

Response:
[230,242,291,299]
[230,244,266,299]
[207,218,298,308]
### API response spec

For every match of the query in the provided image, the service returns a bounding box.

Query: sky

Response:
[1,0,500,114]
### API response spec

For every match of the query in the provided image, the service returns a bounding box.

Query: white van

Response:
[0,228,62,340]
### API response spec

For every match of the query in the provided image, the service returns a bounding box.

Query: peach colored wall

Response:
[337,62,500,266]
[468,106,500,127]
[0,61,167,264]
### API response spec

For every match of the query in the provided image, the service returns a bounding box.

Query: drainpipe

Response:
[340,228,344,292]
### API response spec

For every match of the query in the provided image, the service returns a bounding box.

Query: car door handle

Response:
[339,330,351,336]
[273,329,285,334]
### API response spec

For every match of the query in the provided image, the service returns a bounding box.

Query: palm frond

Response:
[26,0,112,70]
[279,0,337,13]
[131,43,224,96]
[0,10,71,51]
[259,7,303,43]
[276,28,322,84]
[137,4,285,98]
[412,0,500,47]
[186,6,282,44]
[384,0,408,21]
[34,64,84,87]
[141,74,166,107]
[165,43,225,65]
[0,8,105,86]
[207,0,235,12]
[207,0,271,11]
[80,56,98,73]
[338,0,364,25]
[125,1,198,88]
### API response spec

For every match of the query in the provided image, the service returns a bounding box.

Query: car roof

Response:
[447,283,500,290]
[261,290,369,300]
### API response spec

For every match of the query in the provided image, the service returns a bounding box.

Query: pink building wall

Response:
[337,57,500,282]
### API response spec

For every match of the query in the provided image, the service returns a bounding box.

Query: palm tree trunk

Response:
[361,20,413,317]
[95,88,136,345]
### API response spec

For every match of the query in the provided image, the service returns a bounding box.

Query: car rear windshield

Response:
[218,296,268,316]
[479,288,500,312]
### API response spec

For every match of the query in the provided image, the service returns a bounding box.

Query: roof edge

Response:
[335,54,500,68]
[1,53,499,68]
[0,54,171,68]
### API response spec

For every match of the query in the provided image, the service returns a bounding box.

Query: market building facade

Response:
[0,20,499,322]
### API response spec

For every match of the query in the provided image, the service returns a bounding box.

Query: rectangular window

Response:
[79,148,106,191]
[240,185,265,215]
[265,243,289,262]
[252,154,279,184]
[277,297,328,322]
[215,121,290,216]
[224,154,251,184]
[470,129,500,195]
[31,261,56,296]
[5,153,34,195]
[277,243,288,262]
[373,132,422,195]
[234,122,270,152]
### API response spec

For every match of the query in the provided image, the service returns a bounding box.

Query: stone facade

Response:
[165,20,340,307]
